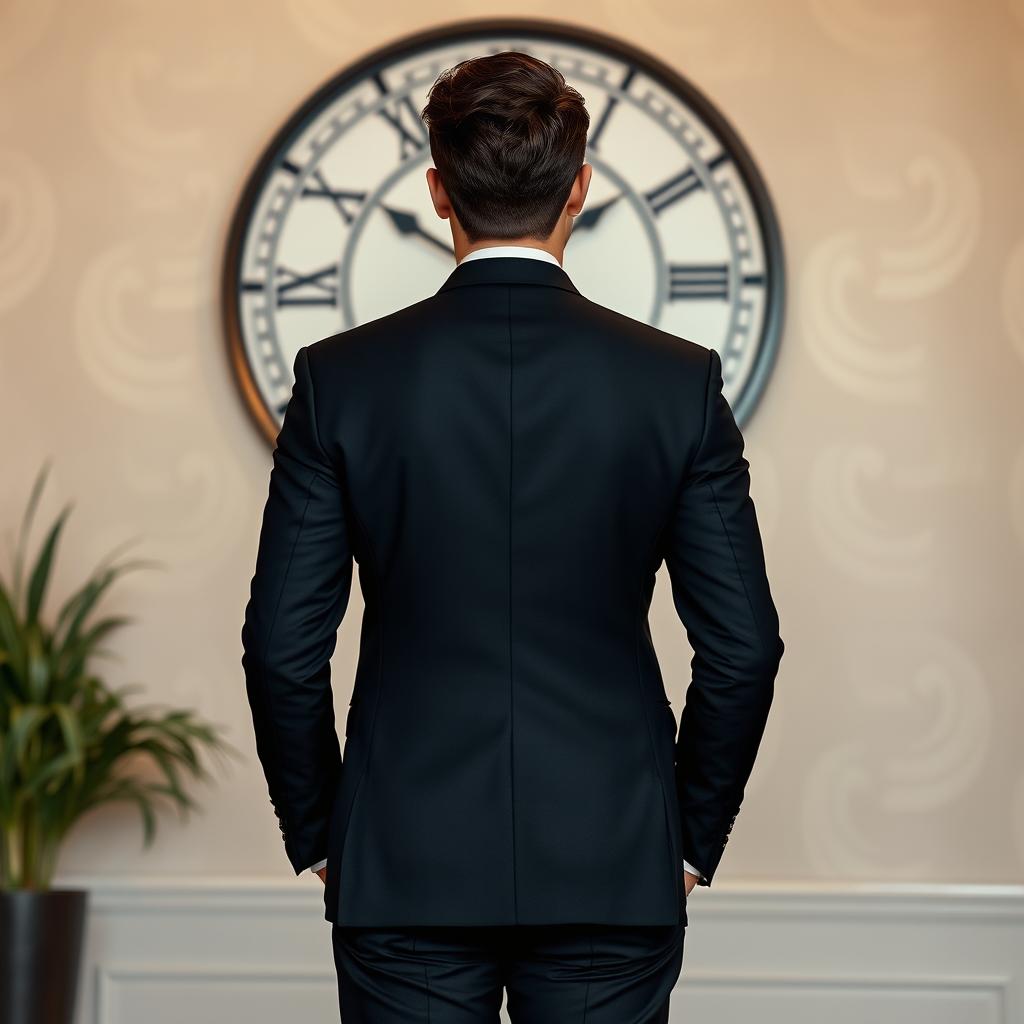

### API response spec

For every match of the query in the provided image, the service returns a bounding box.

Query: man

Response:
[241,50,784,1023]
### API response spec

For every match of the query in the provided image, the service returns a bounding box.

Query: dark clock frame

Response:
[222,16,786,446]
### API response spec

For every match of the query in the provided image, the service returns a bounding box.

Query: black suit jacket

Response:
[241,255,784,927]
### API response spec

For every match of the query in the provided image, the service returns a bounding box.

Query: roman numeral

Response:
[645,154,728,216]
[301,169,367,225]
[279,159,367,225]
[274,264,338,307]
[373,73,428,160]
[645,168,703,215]
[668,263,730,301]
[588,66,636,151]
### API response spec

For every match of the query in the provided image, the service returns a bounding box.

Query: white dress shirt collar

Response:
[457,245,561,268]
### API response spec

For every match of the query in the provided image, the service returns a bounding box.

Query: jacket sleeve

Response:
[664,345,784,886]
[241,343,354,875]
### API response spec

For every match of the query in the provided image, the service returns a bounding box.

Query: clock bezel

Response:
[222,16,786,446]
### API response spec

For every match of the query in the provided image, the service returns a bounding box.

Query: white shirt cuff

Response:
[308,858,328,874]
[682,858,702,879]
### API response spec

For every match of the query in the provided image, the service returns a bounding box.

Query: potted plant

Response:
[0,463,233,1024]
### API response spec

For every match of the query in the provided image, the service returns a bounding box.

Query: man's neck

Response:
[456,238,564,266]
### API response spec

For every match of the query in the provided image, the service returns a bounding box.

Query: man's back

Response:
[242,253,784,927]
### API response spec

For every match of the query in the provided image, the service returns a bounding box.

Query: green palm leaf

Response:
[24,502,74,626]
[10,459,52,606]
[0,466,237,890]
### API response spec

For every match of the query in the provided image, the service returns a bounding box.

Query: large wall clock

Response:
[223,17,785,444]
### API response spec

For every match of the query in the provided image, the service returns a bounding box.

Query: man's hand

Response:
[683,869,700,897]
[316,866,328,884]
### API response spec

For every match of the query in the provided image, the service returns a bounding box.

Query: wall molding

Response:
[62,876,1024,1023]
[62,873,1024,903]
[95,964,337,1024]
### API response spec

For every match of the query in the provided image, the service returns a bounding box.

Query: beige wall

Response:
[2,0,1022,887]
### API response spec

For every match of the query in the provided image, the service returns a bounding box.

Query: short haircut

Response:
[421,51,590,242]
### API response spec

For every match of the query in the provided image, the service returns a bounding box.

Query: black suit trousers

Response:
[332,920,685,1023]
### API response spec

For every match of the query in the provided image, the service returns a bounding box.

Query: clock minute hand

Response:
[381,205,455,256]
[573,193,623,232]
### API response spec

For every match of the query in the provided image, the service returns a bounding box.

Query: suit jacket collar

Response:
[436,256,581,297]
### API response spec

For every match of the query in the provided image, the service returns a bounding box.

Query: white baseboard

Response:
[61,877,1024,1024]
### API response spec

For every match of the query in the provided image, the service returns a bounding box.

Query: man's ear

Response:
[565,163,593,218]
[426,167,451,220]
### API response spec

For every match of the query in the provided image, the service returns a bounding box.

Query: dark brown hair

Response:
[420,51,589,242]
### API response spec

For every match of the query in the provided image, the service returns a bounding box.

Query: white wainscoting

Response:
[62,877,1024,1024]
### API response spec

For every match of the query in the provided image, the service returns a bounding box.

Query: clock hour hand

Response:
[572,193,623,232]
[381,205,455,256]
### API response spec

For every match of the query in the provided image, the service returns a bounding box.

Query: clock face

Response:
[223,19,784,443]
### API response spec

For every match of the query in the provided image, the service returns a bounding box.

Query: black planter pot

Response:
[0,889,88,1024]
